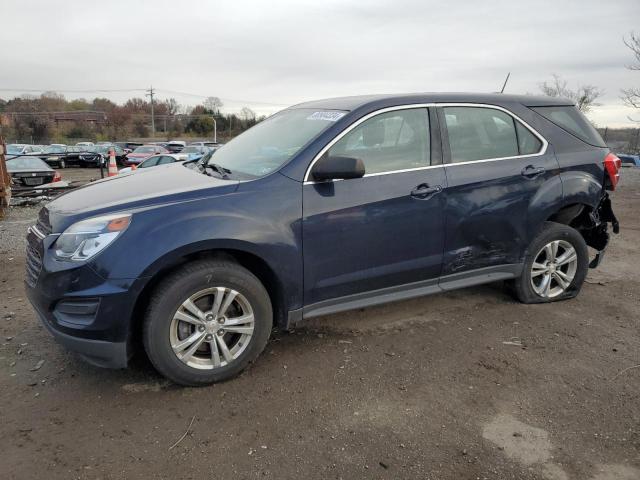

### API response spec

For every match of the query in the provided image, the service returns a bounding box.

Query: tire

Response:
[59,160,66,169]
[143,259,273,386]
[512,221,589,304]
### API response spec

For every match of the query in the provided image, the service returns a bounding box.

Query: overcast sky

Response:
[1,0,639,127]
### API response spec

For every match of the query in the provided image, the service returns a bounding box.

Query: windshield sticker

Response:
[307,111,346,122]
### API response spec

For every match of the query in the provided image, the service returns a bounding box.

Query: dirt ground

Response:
[1,168,639,480]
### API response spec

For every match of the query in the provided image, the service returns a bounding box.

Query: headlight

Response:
[54,213,131,261]
[48,156,59,160]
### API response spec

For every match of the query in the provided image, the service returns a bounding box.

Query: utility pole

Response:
[146,86,155,137]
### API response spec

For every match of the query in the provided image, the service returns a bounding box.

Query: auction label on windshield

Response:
[307,111,346,122]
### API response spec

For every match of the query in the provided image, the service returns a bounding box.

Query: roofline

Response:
[288,92,575,112]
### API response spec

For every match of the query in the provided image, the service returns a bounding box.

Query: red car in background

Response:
[124,145,169,165]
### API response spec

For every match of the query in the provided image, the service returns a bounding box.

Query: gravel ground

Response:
[1,168,639,480]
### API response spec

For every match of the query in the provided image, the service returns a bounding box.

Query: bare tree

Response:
[621,32,640,112]
[204,96,223,114]
[239,106,256,122]
[165,98,180,115]
[539,74,603,113]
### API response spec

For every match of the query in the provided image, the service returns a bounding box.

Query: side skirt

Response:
[285,264,523,329]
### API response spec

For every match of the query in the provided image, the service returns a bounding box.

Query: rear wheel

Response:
[513,222,589,303]
[58,160,66,169]
[143,259,272,386]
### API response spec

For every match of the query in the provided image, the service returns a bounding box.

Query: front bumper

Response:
[24,227,141,368]
[29,294,128,368]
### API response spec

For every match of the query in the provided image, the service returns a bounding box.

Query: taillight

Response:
[53,172,62,182]
[603,153,621,191]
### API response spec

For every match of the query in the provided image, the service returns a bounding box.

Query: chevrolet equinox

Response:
[25,93,620,385]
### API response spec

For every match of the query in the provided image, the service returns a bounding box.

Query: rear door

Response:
[302,107,447,307]
[438,104,560,279]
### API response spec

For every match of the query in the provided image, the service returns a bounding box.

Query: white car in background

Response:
[174,145,210,161]
[6,144,44,159]
[189,141,223,150]
[118,153,183,174]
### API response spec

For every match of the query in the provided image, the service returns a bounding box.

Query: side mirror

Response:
[312,155,365,181]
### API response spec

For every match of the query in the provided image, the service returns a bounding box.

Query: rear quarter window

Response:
[531,106,605,147]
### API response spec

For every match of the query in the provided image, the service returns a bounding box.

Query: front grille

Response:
[25,243,43,287]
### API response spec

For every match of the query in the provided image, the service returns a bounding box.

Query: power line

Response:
[154,89,290,107]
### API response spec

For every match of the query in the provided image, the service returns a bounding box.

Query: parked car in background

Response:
[6,144,44,159]
[76,142,95,148]
[165,141,186,153]
[25,93,621,386]
[115,141,141,152]
[617,153,640,167]
[124,145,169,165]
[175,145,210,161]
[80,144,128,166]
[40,145,90,168]
[40,144,69,168]
[189,141,224,150]
[6,156,62,189]
[96,141,113,146]
[119,154,183,174]
[65,146,89,166]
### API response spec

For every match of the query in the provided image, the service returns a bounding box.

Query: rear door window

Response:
[443,107,518,162]
[531,105,605,147]
[443,106,543,162]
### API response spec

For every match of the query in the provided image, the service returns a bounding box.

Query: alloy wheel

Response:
[530,240,578,298]
[169,287,255,369]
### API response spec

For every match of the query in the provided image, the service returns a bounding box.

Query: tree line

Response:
[0,93,263,144]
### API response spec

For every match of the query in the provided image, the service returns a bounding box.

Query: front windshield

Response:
[134,146,156,153]
[44,145,65,154]
[207,108,346,177]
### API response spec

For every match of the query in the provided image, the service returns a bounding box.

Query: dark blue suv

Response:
[25,93,621,385]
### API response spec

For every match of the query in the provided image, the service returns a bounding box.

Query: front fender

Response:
[89,173,304,310]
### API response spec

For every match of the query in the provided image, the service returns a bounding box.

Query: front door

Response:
[302,107,446,307]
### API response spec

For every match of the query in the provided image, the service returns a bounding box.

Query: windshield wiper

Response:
[206,163,232,179]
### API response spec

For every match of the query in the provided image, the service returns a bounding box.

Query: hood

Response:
[46,163,239,229]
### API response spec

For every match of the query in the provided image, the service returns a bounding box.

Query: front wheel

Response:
[143,259,273,386]
[58,160,66,169]
[512,222,589,303]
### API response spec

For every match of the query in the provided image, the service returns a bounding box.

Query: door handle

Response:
[521,165,545,178]
[411,184,443,199]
